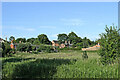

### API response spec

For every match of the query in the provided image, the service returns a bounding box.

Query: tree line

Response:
[9,32,97,48]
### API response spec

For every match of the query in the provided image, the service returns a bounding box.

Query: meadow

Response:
[1,50,119,79]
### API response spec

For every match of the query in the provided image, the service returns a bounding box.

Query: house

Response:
[82,43,100,51]
[51,40,59,47]
[51,40,72,48]
[59,43,65,48]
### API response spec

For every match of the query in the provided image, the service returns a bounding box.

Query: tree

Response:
[26,43,32,52]
[9,36,15,43]
[57,33,68,44]
[17,43,27,52]
[33,39,41,45]
[68,32,82,44]
[98,25,119,65]
[82,37,92,48]
[38,34,51,45]
[16,38,26,43]
[27,38,36,44]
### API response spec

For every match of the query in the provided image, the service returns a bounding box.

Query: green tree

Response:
[16,38,26,43]
[9,36,15,43]
[68,32,82,44]
[38,34,51,45]
[17,43,27,52]
[57,33,68,44]
[82,37,92,48]
[27,38,36,44]
[26,43,32,52]
[98,25,119,65]
[33,39,41,45]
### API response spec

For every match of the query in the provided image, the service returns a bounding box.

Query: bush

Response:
[2,42,12,57]
[98,25,119,65]
[17,43,27,52]
[82,51,88,60]
[45,46,54,53]
[32,46,36,51]
[37,45,54,53]
[17,43,32,52]
[25,43,32,52]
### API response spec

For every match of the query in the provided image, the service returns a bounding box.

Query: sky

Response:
[2,2,118,41]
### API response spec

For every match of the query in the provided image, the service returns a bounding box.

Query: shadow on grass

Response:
[2,57,35,63]
[2,58,77,79]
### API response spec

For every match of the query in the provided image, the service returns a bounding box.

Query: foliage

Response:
[54,59,118,78]
[37,45,54,53]
[32,46,36,51]
[2,51,118,78]
[17,43,27,52]
[33,39,41,45]
[57,33,68,44]
[98,25,119,65]
[37,34,52,45]
[25,43,32,52]
[16,38,26,43]
[27,38,36,44]
[82,51,88,60]
[9,36,15,43]
[17,43,32,52]
[82,37,92,48]
[68,32,82,44]
[2,42,12,57]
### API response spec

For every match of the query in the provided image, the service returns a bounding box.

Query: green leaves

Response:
[98,25,119,64]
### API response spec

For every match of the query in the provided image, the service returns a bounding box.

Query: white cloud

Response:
[80,33,100,41]
[39,26,56,29]
[15,27,35,32]
[51,34,58,38]
[98,23,105,26]
[3,26,36,32]
[61,18,84,26]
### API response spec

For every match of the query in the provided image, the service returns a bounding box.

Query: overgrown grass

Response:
[1,50,118,79]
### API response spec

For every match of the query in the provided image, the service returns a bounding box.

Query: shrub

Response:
[98,25,119,65]
[32,46,36,51]
[2,42,12,57]
[82,51,88,60]
[17,43,27,52]
[37,45,54,53]
[45,46,54,53]
[25,43,32,52]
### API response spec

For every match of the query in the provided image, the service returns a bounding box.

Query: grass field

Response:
[1,50,119,79]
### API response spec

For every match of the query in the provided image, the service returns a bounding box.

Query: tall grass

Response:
[1,50,119,79]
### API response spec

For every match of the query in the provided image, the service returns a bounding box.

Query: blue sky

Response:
[2,2,118,41]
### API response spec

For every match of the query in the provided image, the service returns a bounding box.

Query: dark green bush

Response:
[25,43,32,52]
[17,43,32,52]
[32,46,36,51]
[82,51,88,60]
[37,45,54,53]
[17,43,27,52]
[2,42,12,57]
